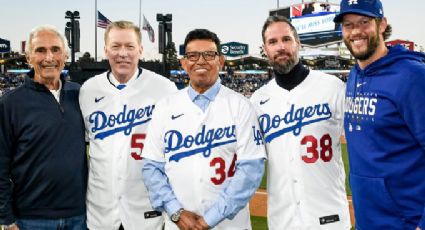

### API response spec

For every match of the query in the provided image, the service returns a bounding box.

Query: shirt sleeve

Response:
[335,80,346,137]
[399,64,425,151]
[142,159,182,216]
[398,63,425,229]
[0,99,15,225]
[142,98,183,216]
[78,85,90,143]
[203,158,265,227]
[142,99,168,163]
[235,98,267,161]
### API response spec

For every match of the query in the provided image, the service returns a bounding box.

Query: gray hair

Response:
[26,25,69,56]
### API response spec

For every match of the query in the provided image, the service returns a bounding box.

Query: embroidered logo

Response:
[356,82,367,88]
[259,98,270,105]
[89,104,155,140]
[171,113,184,120]
[259,103,332,143]
[165,125,236,162]
[348,0,358,5]
[95,96,105,103]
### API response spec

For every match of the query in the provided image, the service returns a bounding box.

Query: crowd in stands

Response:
[220,73,271,97]
[168,73,190,89]
[1,70,343,98]
[168,71,272,97]
[0,73,25,96]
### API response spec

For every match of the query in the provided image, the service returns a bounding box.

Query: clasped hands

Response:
[175,210,210,230]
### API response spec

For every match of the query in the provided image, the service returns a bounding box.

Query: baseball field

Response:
[249,142,354,229]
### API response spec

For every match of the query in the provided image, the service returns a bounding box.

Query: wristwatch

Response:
[170,208,184,223]
[0,223,16,230]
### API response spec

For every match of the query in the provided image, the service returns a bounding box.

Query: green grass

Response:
[258,144,351,195]
[259,161,267,190]
[341,143,351,195]
[251,216,268,230]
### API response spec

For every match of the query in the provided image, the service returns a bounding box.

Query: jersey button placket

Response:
[291,137,303,209]
[196,154,204,210]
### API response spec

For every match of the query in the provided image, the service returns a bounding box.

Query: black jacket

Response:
[0,73,87,224]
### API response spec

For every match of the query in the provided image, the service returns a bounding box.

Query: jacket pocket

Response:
[350,173,406,229]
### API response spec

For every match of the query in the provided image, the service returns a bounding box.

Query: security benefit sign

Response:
[0,38,11,53]
[220,42,249,57]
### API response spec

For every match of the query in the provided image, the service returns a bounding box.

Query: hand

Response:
[3,224,19,230]
[175,210,202,230]
[416,227,421,230]
[196,217,210,230]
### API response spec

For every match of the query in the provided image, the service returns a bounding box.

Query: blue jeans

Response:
[16,214,86,230]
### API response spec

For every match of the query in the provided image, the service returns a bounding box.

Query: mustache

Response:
[269,50,299,74]
[273,51,291,59]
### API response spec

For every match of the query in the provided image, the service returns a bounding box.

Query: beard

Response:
[269,50,299,74]
[344,30,380,61]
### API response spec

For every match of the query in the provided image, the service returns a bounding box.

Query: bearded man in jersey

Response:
[250,15,351,229]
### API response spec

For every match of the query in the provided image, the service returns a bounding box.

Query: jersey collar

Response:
[187,78,221,102]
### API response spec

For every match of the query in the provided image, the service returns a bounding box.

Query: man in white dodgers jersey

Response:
[141,29,266,230]
[79,21,177,230]
[250,15,350,230]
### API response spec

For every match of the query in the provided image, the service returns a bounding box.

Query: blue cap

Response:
[334,0,384,23]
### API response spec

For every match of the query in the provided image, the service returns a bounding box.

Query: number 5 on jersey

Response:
[131,133,146,160]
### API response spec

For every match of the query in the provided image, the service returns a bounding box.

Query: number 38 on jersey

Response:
[301,133,333,163]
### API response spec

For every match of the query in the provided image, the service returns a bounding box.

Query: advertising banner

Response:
[0,38,11,53]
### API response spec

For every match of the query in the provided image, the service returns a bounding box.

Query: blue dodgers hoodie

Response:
[344,45,425,229]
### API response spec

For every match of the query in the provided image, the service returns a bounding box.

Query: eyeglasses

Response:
[342,17,374,31]
[184,51,218,62]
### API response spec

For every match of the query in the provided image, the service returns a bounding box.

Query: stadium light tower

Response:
[65,11,80,66]
[156,13,172,76]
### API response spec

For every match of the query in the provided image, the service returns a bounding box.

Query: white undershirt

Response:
[49,80,62,102]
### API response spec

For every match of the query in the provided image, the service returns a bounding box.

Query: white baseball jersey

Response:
[250,70,351,230]
[79,69,178,230]
[143,85,266,230]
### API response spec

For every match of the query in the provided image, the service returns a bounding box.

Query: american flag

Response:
[97,11,112,29]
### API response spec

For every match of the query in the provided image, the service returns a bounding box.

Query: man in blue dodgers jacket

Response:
[334,0,425,229]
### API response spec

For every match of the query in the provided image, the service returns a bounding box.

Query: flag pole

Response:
[95,0,98,61]
[139,0,142,28]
